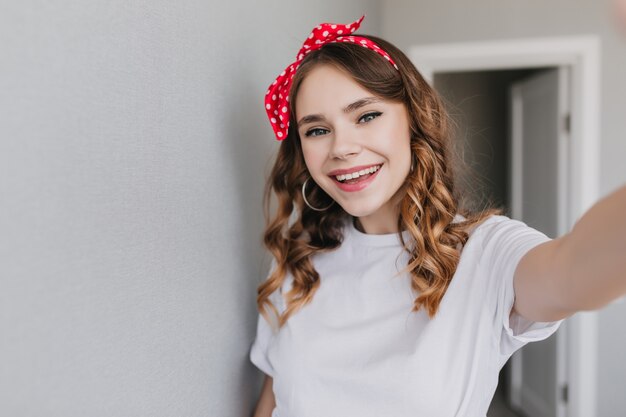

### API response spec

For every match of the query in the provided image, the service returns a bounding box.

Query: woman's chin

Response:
[336,201,382,219]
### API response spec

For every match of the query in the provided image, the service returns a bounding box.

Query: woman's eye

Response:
[358,111,382,123]
[304,128,329,137]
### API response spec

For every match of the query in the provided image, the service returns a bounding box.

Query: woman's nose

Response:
[329,127,361,160]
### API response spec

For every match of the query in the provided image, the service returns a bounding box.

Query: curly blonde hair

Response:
[257,34,504,330]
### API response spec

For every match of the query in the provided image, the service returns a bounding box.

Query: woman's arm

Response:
[512,184,626,322]
[253,375,276,417]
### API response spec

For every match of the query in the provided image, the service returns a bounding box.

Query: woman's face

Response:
[295,64,411,223]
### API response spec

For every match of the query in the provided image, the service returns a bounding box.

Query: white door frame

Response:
[509,67,570,417]
[408,36,601,417]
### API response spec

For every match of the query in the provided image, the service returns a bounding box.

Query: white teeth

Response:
[334,164,381,182]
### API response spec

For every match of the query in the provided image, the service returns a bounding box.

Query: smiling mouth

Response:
[333,164,382,184]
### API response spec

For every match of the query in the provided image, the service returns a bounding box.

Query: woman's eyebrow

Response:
[297,114,326,129]
[342,96,381,114]
[297,96,382,128]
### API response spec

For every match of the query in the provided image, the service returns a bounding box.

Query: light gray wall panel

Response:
[0,2,380,416]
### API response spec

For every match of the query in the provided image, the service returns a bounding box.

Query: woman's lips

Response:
[331,164,382,192]
[327,163,381,177]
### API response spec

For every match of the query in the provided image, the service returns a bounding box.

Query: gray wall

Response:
[381,1,626,415]
[0,1,379,416]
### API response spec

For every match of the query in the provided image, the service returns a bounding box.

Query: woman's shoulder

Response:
[460,212,512,231]
[455,214,520,251]
[464,214,550,252]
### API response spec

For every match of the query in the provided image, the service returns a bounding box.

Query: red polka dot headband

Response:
[264,15,399,141]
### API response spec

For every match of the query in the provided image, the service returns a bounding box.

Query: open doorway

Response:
[434,68,550,216]
[409,36,601,417]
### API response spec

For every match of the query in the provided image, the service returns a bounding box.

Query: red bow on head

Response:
[264,15,399,141]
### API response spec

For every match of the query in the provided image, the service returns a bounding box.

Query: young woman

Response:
[249,16,626,417]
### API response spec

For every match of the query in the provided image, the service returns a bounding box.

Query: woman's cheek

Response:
[302,143,326,176]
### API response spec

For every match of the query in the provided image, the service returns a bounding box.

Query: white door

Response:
[508,67,571,417]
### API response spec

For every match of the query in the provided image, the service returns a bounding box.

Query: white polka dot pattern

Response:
[264,14,399,141]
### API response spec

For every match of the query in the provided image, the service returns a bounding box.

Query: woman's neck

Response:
[352,186,407,234]
[353,206,402,235]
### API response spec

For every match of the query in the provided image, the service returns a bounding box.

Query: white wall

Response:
[0,1,379,416]
[381,1,626,415]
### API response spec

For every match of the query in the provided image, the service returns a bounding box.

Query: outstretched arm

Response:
[511,183,626,322]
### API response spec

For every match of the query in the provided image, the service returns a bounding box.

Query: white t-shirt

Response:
[249,214,564,417]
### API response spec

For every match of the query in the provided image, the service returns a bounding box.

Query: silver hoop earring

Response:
[302,178,335,211]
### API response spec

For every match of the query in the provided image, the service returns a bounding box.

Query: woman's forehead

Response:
[295,65,374,114]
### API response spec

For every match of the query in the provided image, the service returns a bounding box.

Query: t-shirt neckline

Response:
[345,217,411,247]
[345,214,468,248]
